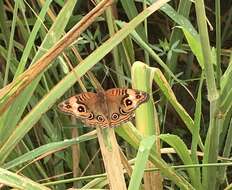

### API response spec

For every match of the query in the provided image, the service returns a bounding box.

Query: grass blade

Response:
[128,136,155,190]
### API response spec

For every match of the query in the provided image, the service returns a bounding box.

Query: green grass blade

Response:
[14,0,53,78]
[2,131,96,169]
[218,118,232,183]
[120,0,146,41]
[152,66,194,132]
[180,27,204,68]
[132,62,155,135]
[159,134,199,188]
[166,0,192,73]
[0,168,50,190]
[132,60,163,188]
[215,0,222,87]
[3,1,19,86]
[195,0,218,101]
[105,7,125,87]
[191,74,204,189]
[132,61,204,150]
[195,0,219,189]
[128,136,155,190]
[219,58,232,113]
[0,1,10,46]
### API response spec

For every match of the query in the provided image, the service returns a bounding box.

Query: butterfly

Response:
[58,88,149,127]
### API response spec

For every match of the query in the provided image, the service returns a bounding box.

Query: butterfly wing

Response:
[105,88,149,126]
[58,92,109,127]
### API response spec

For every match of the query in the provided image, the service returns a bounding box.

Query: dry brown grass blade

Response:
[96,127,127,190]
[119,148,133,177]
[0,0,113,115]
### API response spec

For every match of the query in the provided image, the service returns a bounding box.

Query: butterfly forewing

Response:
[58,92,110,127]
[105,88,149,126]
[58,92,97,118]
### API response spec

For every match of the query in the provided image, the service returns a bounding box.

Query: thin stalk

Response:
[166,0,192,74]
[191,74,204,190]
[143,1,150,66]
[195,0,218,101]
[215,0,222,88]
[195,1,220,189]
[14,0,53,78]
[0,1,10,46]
[3,1,19,86]
[105,5,125,86]
[218,118,232,184]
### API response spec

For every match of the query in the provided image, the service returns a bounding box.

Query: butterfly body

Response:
[58,88,149,127]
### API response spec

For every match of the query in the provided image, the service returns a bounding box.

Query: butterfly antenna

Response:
[64,50,104,93]
[87,72,104,92]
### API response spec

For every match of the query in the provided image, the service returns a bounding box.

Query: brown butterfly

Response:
[58,88,149,127]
